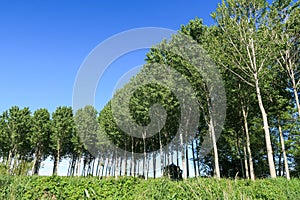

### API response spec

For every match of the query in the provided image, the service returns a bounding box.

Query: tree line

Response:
[0,0,299,180]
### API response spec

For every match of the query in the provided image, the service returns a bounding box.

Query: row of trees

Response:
[0,106,75,176]
[0,0,299,180]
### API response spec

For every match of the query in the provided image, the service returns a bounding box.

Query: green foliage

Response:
[50,106,75,175]
[0,176,299,199]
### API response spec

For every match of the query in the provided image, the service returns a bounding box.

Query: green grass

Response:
[0,176,299,199]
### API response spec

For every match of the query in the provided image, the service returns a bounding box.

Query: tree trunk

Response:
[118,157,121,176]
[53,143,60,176]
[115,159,118,177]
[186,144,189,178]
[293,88,300,116]
[143,129,148,180]
[7,147,15,173]
[210,118,220,179]
[115,148,118,179]
[147,155,150,179]
[32,147,41,175]
[192,141,198,177]
[159,129,164,176]
[278,120,290,180]
[254,74,276,178]
[124,143,127,176]
[195,139,201,176]
[101,157,107,178]
[180,131,186,179]
[278,152,282,177]
[76,156,81,176]
[289,64,300,116]
[153,152,156,178]
[131,137,135,177]
[243,145,249,179]
[53,156,58,176]
[91,157,95,176]
[96,156,102,177]
[242,104,255,181]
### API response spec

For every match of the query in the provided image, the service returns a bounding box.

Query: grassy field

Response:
[0,176,299,199]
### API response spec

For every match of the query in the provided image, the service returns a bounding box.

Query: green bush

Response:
[0,176,299,199]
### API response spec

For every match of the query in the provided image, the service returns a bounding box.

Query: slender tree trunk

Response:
[186,144,189,178]
[192,141,198,177]
[82,157,87,176]
[237,135,245,179]
[32,147,41,175]
[293,87,300,116]
[147,155,150,179]
[53,142,60,176]
[195,139,201,176]
[119,157,122,176]
[115,157,119,179]
[153,152,156,179]
[131,137,135,177]
[105,158,109,177]
[210,116,220,179]
[290,65,300,116]
[76,156,81,176]
[96,156,102,177]
[278,153,282,177]
[115,148,119,179]
[176,143,179,167]
[242,104,255,181]
[32,149,38,175]
[180,131,186,179]
[7,149,13,172]
[143,129,148,180]
[67,157,72,176]
[101,157,107,178]
[206,92,220,179]
[243,145,249,179]
[7,147,15,174]
[53,156,58,176]
[71,155,77,176]
[124,143,127,176]
[159,129,164,176]
[254,74,276,178]
[107,153,114,177]
[137,159,140,176]
[278,120,290,180]
[167,147,171,165]
[91,157,95,176]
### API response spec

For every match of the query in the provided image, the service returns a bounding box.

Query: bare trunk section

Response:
[124,143,127,176]
[53,142,60,176]
[286,52,300,116]
[32,147,41,175]
[180,131,186,179]
[254,74,276,178]
[76,156,81,176]
[278,119,290,180]
[185,144,189,178]
[192,141,198,177]
[241,104,255,181]
[153,152,156,178]
[293,88,300,116]
[142,129,148,180]
[210,116,220,179]
[243,145,249,179]
[159,129,164,176]
[131,137,135,177]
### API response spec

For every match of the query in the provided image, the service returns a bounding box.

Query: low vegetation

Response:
[0,176,299,199]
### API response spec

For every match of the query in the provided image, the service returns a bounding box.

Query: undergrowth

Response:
[0,176,299,199]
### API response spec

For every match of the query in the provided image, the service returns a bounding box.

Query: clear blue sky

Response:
[0,0,221,114]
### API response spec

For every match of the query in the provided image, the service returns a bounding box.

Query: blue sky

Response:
[0,0,221,114]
